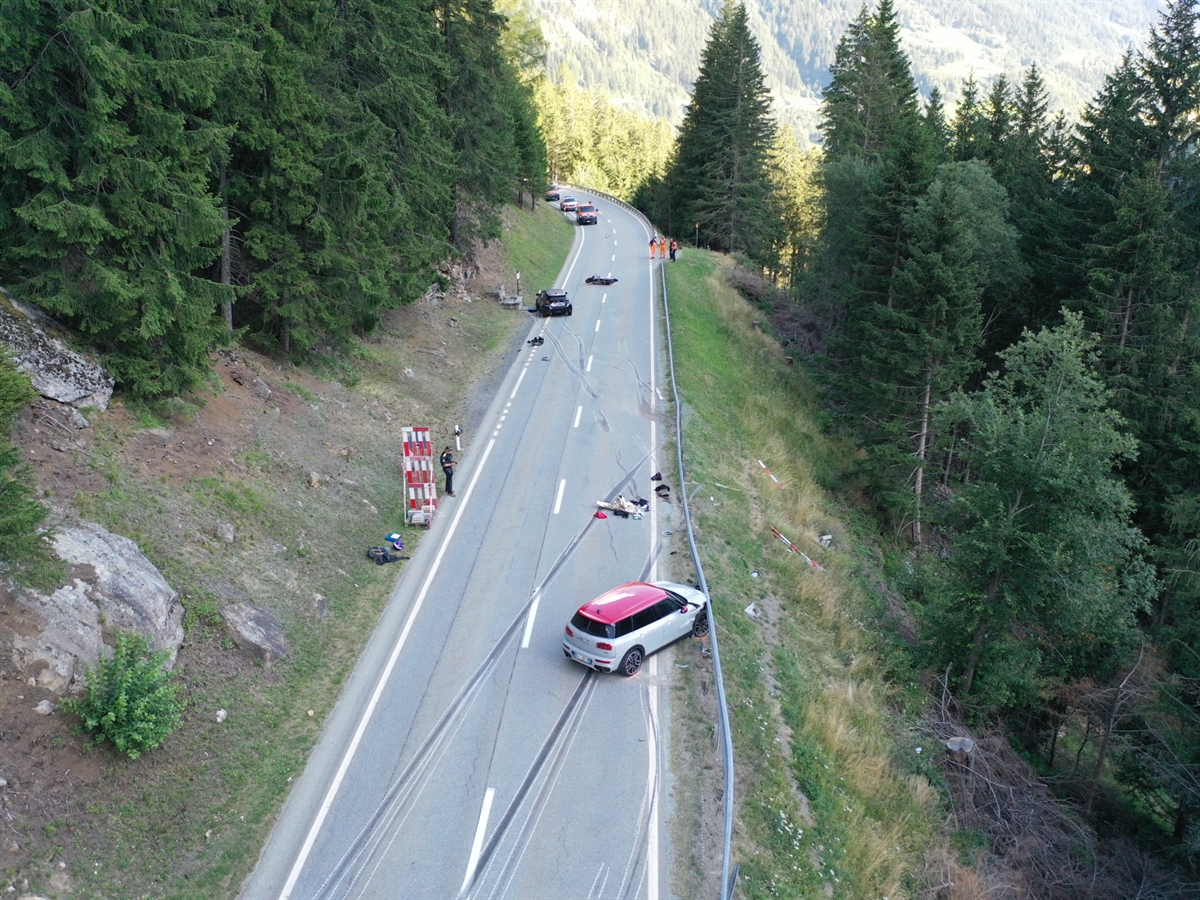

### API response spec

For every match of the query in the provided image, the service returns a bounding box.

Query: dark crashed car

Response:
[535,288,572,317]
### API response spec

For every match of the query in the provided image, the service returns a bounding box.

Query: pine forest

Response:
[632,0,1200,888]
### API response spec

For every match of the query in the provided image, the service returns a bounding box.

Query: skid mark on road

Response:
[311,458,655,899]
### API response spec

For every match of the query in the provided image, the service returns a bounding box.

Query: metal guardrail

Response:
[565,185,737,899]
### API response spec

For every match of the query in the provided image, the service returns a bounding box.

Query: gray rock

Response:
[11,521,184,694]
[34,700,56,715]
[10,580,102,692]
[223,354,272,401]
[51,523,184,661]
[220,602,289,664]
[216,522,236,543]
[0,291,114,410]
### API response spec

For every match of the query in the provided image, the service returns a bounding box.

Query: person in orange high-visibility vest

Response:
[649,235,658,258]
[658,236,667,258]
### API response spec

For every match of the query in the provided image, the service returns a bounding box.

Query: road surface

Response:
[242,197,682,900]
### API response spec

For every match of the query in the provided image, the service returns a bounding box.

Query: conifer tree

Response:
[817,0,938,435]
[659,0,780,265]
[852,161,1020,539]
[951,74,987,162]
[0,0,233,396]
[922,87,951,162]
[437,0,544,245]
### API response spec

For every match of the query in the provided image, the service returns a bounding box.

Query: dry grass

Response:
[666,250,948,898]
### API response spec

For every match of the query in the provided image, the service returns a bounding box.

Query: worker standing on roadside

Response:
[658,236,667,258]
[440,446,457,496]
[670,239,678,260]
[650,235,658,258]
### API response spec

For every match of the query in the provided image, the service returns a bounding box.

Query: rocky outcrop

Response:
[218,350,271,401]
[10,522,184,693]
[0,290,114,410]
[220,602,289,664]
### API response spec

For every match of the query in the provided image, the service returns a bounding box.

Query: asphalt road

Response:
[241,198,683,900]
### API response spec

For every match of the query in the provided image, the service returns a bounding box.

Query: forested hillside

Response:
[628,0,1200,891]
[529,0,1162,140]
[0,0,546,399]
[801,0,1200,886]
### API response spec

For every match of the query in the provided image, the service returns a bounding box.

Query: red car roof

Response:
[577,582,667,624]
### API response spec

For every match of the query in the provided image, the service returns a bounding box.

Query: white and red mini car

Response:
[563,581,709,676]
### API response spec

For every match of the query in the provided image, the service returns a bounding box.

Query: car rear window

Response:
[571,611,615,639]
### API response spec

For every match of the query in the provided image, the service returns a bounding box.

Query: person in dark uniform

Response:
[440,446,457,496]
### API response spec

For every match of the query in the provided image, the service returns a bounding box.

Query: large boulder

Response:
[220,602,289,664]
[10,522,184,693]
[0,290,114,410]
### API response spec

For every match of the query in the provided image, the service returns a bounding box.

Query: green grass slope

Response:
[665,250,947,898]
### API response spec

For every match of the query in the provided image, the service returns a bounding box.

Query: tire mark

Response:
[312,458,655,898]
[460,672,597,899]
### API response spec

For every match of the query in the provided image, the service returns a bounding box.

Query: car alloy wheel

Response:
[691,611,710,638]
[619,647,644,676]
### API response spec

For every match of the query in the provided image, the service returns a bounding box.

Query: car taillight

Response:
[597,642,613,651]
[565,625,574,637]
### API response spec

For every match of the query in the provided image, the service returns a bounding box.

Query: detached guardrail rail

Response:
[565,185,737,899]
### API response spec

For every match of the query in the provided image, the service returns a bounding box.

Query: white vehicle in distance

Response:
[563,581,709,676]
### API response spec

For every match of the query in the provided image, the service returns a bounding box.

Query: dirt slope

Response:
[0,225,535,897]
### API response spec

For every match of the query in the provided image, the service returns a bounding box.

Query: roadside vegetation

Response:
[650,2,1200,892]
[666,250,944,898]
[5,201,572,899]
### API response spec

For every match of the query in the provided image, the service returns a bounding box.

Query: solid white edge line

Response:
[648,653,659,900]
[573,405,582,428]
[647,231,660,900]
[461,786,496,894]
[521,590,541,649]
[278,437,499,899]
[553,478,566,515]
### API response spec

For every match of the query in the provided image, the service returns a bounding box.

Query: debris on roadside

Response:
[596,495,649,518]
[770,526,825,570]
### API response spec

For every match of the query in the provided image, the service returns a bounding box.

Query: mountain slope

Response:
[529,0,1164,141]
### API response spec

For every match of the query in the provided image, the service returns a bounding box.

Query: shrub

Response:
[0,357,60,588]
[63,631,185,759]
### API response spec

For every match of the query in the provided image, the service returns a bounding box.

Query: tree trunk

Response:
[961,569,1003,696]
[215,163,233,331]
[912,367,933,544]
[1047,713,1060,768]
[1084,651,1144,815]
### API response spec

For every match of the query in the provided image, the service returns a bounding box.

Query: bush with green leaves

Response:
[0,356,60,588]
[63,631,185,759]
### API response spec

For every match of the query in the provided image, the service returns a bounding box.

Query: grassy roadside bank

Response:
[665,250,946,899]
[6,201,573,899]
